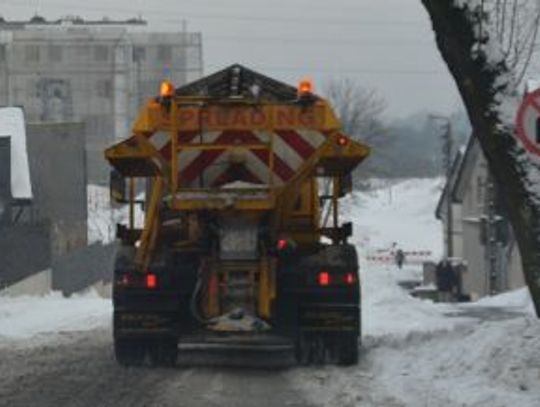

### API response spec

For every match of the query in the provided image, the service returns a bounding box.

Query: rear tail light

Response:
[314,271,358,287]
[117,272,158,289]
[318,271,331,286]
[277,238,288,251]
[345,272,356,285]
[146,273,157,289]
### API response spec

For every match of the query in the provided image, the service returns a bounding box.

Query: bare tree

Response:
[420,0,540,315]
[323,78,387,144]
[490,0,540,84]
[323,79,396,180]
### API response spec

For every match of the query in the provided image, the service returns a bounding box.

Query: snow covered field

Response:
[1,177,540,406]
[343,178,445,257]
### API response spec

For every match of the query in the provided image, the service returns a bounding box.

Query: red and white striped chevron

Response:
[145,130,329,187]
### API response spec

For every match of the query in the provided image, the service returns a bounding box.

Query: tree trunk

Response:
[421,0,540,315]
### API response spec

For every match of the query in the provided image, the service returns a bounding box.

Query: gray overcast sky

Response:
[1,0,463,118]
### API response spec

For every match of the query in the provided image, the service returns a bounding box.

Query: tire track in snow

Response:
[0,328,315,407]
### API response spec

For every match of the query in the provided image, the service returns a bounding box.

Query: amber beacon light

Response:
[298,78,314,96]
[160,80,175,98]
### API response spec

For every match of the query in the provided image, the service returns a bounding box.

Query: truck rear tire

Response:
[114,339,146,367]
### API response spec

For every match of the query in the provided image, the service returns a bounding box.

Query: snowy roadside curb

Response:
[0,290,111,346]
[462,287,535,315]
[290,315,540,407]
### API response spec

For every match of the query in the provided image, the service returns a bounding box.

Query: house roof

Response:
[0,107,32,200]
[435,134,487,220]
[175,64,306,101]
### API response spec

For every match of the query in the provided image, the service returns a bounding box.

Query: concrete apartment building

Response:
[0,16,203,183]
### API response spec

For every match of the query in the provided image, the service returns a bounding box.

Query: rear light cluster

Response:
[117,272,158,289]
[146,273,157,289]
[317,271,357,287]
[319,271,331,286]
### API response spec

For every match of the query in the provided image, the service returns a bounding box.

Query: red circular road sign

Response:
[516,88,540,157]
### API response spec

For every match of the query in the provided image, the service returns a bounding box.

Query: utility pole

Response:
[430,115,453,258]
[485,174,500,294]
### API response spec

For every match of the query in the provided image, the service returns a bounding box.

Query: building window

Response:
[0,45,6,62]
[94,45,109,62]
[157,45,172,62]
[96,79,112,98]
[25,45,40,63]
[133,46,145,62]
[48,45,63,62]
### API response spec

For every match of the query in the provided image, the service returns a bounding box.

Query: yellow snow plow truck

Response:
[105,64,370,367]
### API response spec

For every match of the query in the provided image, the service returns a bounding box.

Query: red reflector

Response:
[277,239,288,250]
[146,273,157,289]
[345,273,356,285]
[337,135,349,146]
[319,271,330,286]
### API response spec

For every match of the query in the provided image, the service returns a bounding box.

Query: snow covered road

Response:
[1,265,539,407]
[2,179,540,406]
[0,329,316,407]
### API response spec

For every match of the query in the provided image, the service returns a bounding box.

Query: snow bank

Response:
[470,286,535,313]
[0,290,111,341]
[368,317,540,407]
[293,316,540,407]
[0,107,32,199]
[362,264,468,338]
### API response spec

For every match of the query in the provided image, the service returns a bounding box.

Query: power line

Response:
[160,16,424,27]
[98,0,411,16]
[204,35,432,47]
[204,64,448,77]
[1,0,426,27]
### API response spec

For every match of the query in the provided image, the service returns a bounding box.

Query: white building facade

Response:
[437,137,524,299]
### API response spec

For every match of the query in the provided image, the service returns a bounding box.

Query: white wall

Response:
[0,269,52,297]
